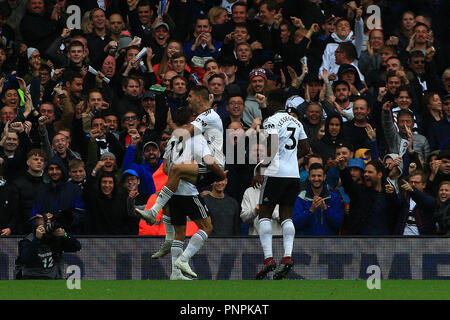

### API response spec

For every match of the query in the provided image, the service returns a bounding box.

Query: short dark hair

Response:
[260,0,280,12]
[170,52,187,62]
[64,71,83,84]
[332,80,350,91]
[397,109,414,120]
[174,106,193,126]
[338,42,357,61]
[407,170,427,183]
[366,159,384,173]
[27,149,47,161]
[207,73,225,84]
[395,86,412,99]
[169,75,187,88]
[189,85,210,102]
[306,153,323,166]
[309,162,325,173]
[68,40,85,50]
[232,1,247,12]
[267,88,287,110]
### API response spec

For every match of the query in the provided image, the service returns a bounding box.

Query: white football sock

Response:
[152,186,174,213]
[162,215,175,241]
[171,240,184,273]
[180,229,208,262]
[281,219,295,258]
[258,218,273,260]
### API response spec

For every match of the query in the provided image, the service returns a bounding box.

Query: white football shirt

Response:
[262,110,307,178]
[164,135,212,196]
[191,108,225,167]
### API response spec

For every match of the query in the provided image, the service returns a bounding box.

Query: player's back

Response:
[262,110,307,178]
[164,135,212,196]
[191,108,225,167]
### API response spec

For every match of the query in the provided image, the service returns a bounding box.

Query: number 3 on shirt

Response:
[285,127,297,150]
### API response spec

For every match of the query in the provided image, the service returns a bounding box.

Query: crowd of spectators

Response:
[0,0,449,237]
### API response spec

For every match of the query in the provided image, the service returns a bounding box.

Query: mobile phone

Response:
[133,36,142,45]
[150,85,166,92]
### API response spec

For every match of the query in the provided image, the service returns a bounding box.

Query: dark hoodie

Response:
[311,115,345,161]
[31,157,85,234]
[83,173,139,235]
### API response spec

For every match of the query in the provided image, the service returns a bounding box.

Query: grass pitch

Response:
[0,280,449,300]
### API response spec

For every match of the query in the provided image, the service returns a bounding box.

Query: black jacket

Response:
[340,167,398,235]
[394,189,436,235]
[10,172,45,235]
[16,232,81,279]
[83,174,139,235]
[0,181,18,233]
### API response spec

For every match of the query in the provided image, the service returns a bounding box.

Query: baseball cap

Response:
[122,169,139,178]
[153,22,170,31]
[336,141,354,153]
[141,90,156,100]
[347,158,366,170]
[143,140,160,151]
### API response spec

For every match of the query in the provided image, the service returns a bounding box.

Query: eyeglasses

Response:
[161,137,170,141]
[412,60,425,64]
[229,101,244,106]
[123,116,137,121]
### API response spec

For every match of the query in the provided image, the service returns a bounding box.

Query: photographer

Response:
[15,212,81,279]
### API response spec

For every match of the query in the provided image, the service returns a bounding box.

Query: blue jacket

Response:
[31,157,85,234]
[183,39,222,61]
[122,145,163,197]
[292,183,344,235]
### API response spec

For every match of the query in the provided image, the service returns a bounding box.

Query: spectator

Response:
[0,122,32,181]
[343,97,373,151]
[433,181,450,235]
[394,170,436,235]
[311,114,345,162]
[292,163,343,235]
[19,0,63,55]
[426,150,450,197]
[68,159,87,190]
[0,160,17,236]
[243,68,268,127]
[338,158,397,235]
[122,132,163,198]
[240,184,282,236]
[9,149,46,235]
[121,169,146,235]
[202,178,241,236]
[84,170,138,235]
[319,12,364,81]
[427,94,450,151]
[31,157,86,235]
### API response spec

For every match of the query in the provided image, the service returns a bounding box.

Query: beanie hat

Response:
[100,152,116,161]
[27,47,38,59]
[249,68,267,81]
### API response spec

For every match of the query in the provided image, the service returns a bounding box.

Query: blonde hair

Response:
[208,6,227,25]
